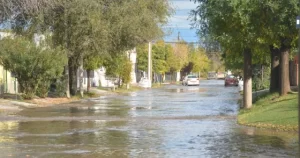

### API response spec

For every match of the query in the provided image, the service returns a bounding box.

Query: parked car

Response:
[139,77,151,88]
[207,72,217,80]
[182,75,200,86]
[224,75,239,86]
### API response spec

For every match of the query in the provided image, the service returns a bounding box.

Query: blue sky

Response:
[164,0,199,43]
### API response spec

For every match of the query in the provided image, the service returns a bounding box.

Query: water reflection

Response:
[0,80,298,157]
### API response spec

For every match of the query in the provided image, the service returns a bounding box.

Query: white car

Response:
[139,77,151,88]
[182,75,200,86]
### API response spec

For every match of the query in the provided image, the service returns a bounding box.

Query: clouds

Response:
[165,15,191,29]
[170,0,198,10]
[164,0,198,42]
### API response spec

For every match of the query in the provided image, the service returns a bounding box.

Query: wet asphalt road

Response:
[0,80,298,158]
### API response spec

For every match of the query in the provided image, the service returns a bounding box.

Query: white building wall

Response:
[76,48,138,89]
[92,67,115,87]
[127,48,137,84]
[0,32,18,94]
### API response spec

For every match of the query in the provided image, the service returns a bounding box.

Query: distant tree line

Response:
[137,40,211,82]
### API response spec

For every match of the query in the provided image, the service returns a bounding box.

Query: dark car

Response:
[225,75,238,86]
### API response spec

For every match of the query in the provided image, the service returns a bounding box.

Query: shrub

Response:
[0,37,67,99]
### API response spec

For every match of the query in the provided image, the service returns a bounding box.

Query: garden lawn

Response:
[238,93,298,131]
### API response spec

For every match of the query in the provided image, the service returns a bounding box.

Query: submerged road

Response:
[0,80,298,157]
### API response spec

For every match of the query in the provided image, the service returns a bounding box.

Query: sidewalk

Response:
[0,87,113,111]
[0,99,32,111]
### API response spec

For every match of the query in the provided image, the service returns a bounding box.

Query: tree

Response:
[136,44,149,72]
[257,1,299,95]
[173,40,189,81]
[0,0,172,96]
[191,0,262,108]
[84,54,103,92]
[189,47,210,77]
[104,54,131,88]
[152,41,171,82]
[137,40,174,82]
[0,37,67,99]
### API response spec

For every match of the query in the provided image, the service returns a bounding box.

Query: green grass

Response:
[238,93,298,131]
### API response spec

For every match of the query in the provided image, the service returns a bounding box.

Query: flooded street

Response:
[0,80,298,157]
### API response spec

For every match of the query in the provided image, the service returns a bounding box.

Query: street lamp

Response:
[297,15,300,143]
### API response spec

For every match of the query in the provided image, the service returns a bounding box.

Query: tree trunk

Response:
[261,65,263,82]
[243,48,252,109]
[289,61,297,86]
[118,76,121,88]
[79,57,84,98]
[65,65,70,98]
[68,63,73,95]
[68,64,77,96]
[279,45,291,95]
[270,46,280,93]
[87,70,91,92]
[64,9,70,99]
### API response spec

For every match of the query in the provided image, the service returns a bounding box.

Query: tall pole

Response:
[298,29,300,144]
[297,16,300,144]
[148,42,152,88]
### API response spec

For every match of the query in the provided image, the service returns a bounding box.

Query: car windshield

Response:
[227,75,235,78]
[188,75,197,78]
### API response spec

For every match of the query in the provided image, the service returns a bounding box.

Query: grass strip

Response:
[238,93,298,132]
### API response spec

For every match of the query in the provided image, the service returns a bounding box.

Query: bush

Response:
[0,37,67,99]
[52,77,67,97]
[36,80,51,98]
[252,65,270,91]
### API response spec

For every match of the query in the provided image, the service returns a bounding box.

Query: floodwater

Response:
[0,80,298,158]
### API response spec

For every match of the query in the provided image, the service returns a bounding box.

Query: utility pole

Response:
[148,42,152,88]
[296,15,300,144]
[177,32,180,41]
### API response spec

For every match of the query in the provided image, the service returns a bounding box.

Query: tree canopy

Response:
[0,0,172,95]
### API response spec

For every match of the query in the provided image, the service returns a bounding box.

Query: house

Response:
[0,32,18,94]
[78,48,138,89]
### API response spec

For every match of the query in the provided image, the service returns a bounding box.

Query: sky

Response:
[164,0,199,43]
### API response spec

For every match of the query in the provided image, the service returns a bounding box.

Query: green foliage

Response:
[36,80,51,98]
[189,47,210,73]
[104,54,132,86]
[152,41,170,74]
[0,37,67,99]
[104,0,172,54]
[252,65,270,91]
[136,44,148,71]
[192,0,300,65]
[172,41,189,71]
[120,59,132,85]
[1,0,172,96]
[137,41,174,74]
[84,55,103,71]
[52,76,68,97]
